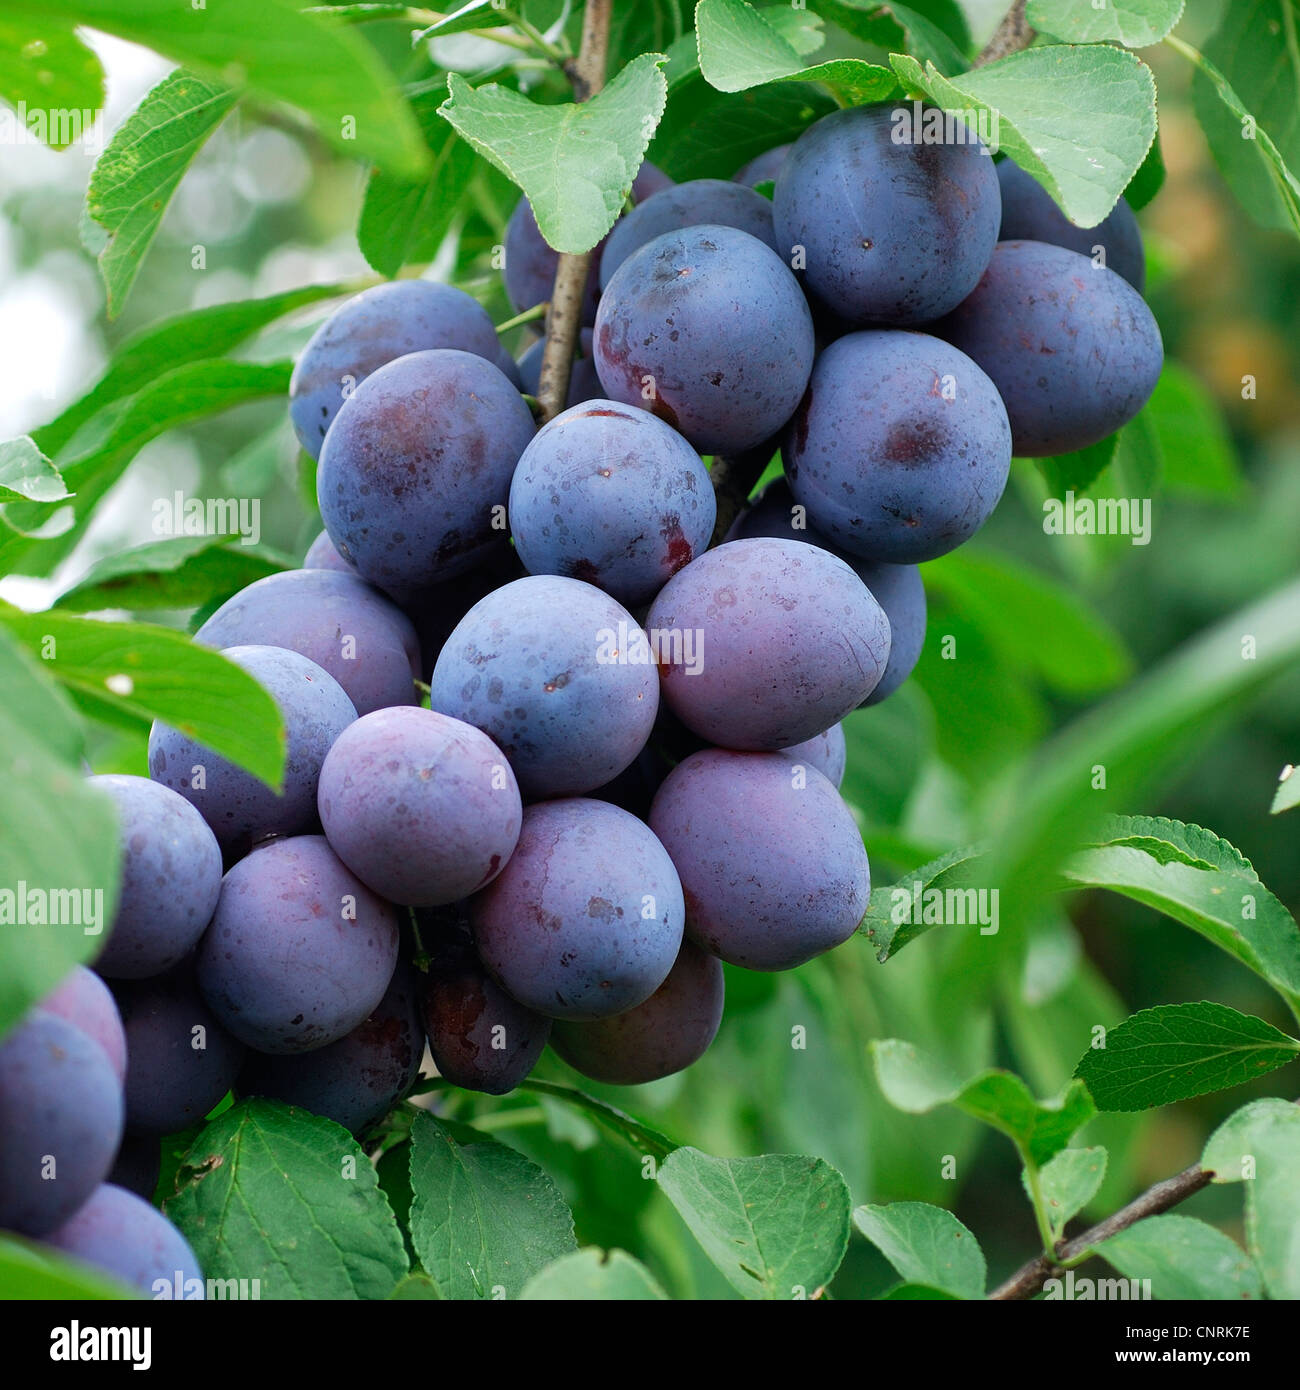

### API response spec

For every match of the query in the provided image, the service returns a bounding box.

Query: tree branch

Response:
[975,0,1035,67]
[537,0,612,422]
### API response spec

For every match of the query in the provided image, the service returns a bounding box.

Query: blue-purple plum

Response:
[197,569,421,716]
[317,349,536,595]
[44,1183,203,1298]
[149,645,356,856]
[317,706,522,906]
[599,179,778,289]
[784,330,1012,563]
[517,330,603,409]
[197,836,399,1054]
[0,1012,123,1236]
[237,961,423,1133]
[649,749,869,971]
[471,799,684,1020]
[773,103,1000,325]
[87,775,223,979]
[549,939,724,1085]
[645,538,890,749]
[775,723,846,788]
[115,966,246,1134]
[509,400,716,605]
[734,144,792,187]
[303,529,354,573]
[937,240,1164,456]
[402,546,528,683]
[39,966,127,1081]
[594,225,815,455]
[289,281,500,458]
[430,576,659,799]
[997,159,1144,291]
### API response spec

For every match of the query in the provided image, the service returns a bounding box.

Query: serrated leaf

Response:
[439,54,668,255]
[1098,1213,1262,1300]
[891,45,1156,228]
[1024,1146,1107,1239]
[857,844,986,961]
[168,1101,408,1299]
[657,1147,851,1299]
[407,1112,577,1300]
[853,1202,985,1299]
[0,21,105,148]
[1027,0,1184,47]
[0,437,72,506]
[0,607,286,790]
[1087,814,1257,875]
[1273,765,1300,815]
[1036,434,1119,501]
[0,1235,134,1300]
[1124,130,1165,209]
[519,1248,669,1300]
[82,69,238,317]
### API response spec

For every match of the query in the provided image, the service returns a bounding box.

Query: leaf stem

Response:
[1022,1156,1058,1254]
[495,302,549,335]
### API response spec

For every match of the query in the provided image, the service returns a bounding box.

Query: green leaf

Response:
[439,54,669,255]
[0,21,105,148]
[853,1202,985,1299]
[516,1077,677,1158]
[1124,130,1165,209]
[1086,814,1256,874]
[695,0,897,102]
[167,1101,408,1299]
[0,607,287,790]
[1273,764,1300,815]
[815,1,970,75]
[1142,361,1243,499]
[891,45,1157,228]
[0,436,72,505]
[82,69,238,317]
[1202,1098,1300,1300]
[0,1234,134,1300]
[9,0,426,178]
[871,1040,1095,1165]
[657,1147,851,1299]
[1036,434,1119,501]
[877,1281,960,1298]
[413,0,510,40]
[55,536,289,615]
[1026,0,1184,47]
[1024,1146,1108,1240]
[858,844,987,961]
[1075,1002,1300,1112]
[519,1248,670,1300]
[1099,1214,1263,1300]
[407,1112,577,1299]
[360,81,478,278]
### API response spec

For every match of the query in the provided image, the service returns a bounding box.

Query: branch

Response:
[537,0,612,422]
[975,0,1035,66]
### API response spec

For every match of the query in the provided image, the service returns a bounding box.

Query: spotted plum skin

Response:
[430,576,659,800]
[237,961,424,1133]
[149,645,356,857]
[289,281,501,458]
[196,835,400,1055]
[550,939,724,1085]
[317,349,536,596]
[937,240,1164,457]
[784,330,1012,564]
[509,401,716,606]
[471,799,685,1021]
[775,722,847,788]
[197,569,420,716]
[773,102,1001,325]
[594,225,816,456]
[649,750,870,971]
[599,179,778,289]
[731,479,927,703]
[317,707,523,907]
[997,159,1145,291]
[87,775,223,980]
[645,538,890,750]
[115,966,247,1134]
[40,966,127,1080]
[45,1183,203,1298]
[303,529,354,573]
[422,946,551,1095]
[0,1012,124,1237]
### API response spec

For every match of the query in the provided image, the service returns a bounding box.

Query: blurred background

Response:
[1,0,1295,1295]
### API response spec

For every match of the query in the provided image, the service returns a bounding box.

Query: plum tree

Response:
[196,835,399,1054]
[430,575,659,799]
[39,965,127,1081]
[471,799,685,1019]
[317,706,522,906]
[149,645,356,856]
[594,225,815,455]
[197,568,421,716]
[773,102,1001,325]
[509,400,716,605]
[317,349,536,597]
[87,775,223,979]
[645,537,891,748]
[649,750,870,971]
[937,240,1164,456]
